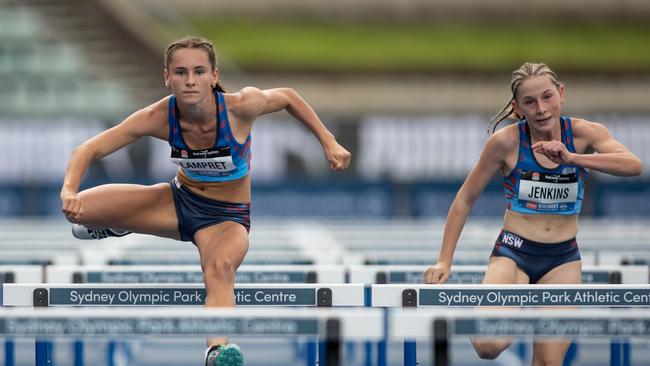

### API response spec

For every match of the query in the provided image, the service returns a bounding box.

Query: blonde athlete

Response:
[61,36,351,366]
[424,62,642,365]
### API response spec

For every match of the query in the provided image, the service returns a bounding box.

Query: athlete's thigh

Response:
[195,221,249,270]
[78,183,179,239]
[537,260,582,285]
[483,256,529,284]
[531,261,582,364]
[470,256,528,354]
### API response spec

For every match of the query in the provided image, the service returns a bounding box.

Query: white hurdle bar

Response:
[0,307,383,366]
[0,266,42,285]
[344,250,598,266]
[3,283,364,307]
[371,284,650,307]
[46,265,346,284]
[0,266,43,366]
[81,248,336,266]
[349,265,649,284]
[3,283,364,366]
[391,308,650,366]
[373,284,650,366]
[0,251,78,266]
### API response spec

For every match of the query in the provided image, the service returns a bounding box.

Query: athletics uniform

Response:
[168,90,252,243]
[492,117,587,283]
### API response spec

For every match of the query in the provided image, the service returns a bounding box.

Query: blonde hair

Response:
[164,36,225,92]
[487,62,561,134]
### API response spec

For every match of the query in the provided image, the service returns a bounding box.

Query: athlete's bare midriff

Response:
[176,169,251,203]
[503,209,578,243]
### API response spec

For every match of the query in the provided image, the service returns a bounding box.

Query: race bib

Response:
[170,146,236,176]
[518,171,578,204]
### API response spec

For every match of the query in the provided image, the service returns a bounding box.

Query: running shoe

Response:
[71,224,131,240]
[205,344,244,366]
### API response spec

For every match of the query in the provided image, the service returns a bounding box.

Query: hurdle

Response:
[45,265,347,284]
[373,284,650,366]
[3,283,363,307]
[352,265,647,364]
[349,265,649,284]
[345,250,598,266]
[0,307,384,366]
[0,266,42,366]
[598,250,650,266]
[80,248,333,265]
[3,283,364,366]
[0,251,78,266]
[371,284,650,307]
[390,308,650,366]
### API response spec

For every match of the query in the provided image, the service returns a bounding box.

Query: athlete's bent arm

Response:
[532,119,642,176]
[233,87,351,170]
[425,132,511,284]
[60,100,169,222]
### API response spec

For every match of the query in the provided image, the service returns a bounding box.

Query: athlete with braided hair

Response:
[61,36,351,366]
[424,62,641,364]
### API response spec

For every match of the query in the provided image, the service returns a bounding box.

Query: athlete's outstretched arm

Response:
[232,87,351,171]
[425,131,511,284]
[532,119,642,176]
[60,100,169,222]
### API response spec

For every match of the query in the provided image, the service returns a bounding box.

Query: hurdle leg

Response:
[363,285,373,366]
[107,340,116,366]
[516,341,528,362]
[402,289,418,366]
[404,341,417,366]
[35,339,53,366]
[622,339,632,366]
[363,341,373,366]
[563,341,578,366]
[432,318,449,366]
[610,339,622,366]
[5,339,15,366]
[377,337,387,366]
[306,339,317,366]
[324,318,341,366]
[376,306,388,366]
[74,340,84,366]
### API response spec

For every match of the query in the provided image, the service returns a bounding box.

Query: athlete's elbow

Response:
[279,87,298,96]
[453,193,476,213]
[73,143,100,161]
[630,160,643,176]
[622,156,643,177]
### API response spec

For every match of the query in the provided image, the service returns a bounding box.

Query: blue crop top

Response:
[504,116,587,215]
[168,90,251,182]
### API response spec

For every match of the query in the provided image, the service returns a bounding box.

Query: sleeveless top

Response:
[504,116,587,215]
[168,91,251,182]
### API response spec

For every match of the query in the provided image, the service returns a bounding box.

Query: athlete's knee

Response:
[533,355,564,366]
[472,341,509,360]
[204,257,236,283]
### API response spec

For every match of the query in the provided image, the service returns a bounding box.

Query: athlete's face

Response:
[512,75,564,134]
[164,48,218,104]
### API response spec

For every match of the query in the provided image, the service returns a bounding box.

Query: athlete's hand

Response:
[60,190,84,223]
[424,262,451,284]
[324,141,351,171]
[532,141,575,165]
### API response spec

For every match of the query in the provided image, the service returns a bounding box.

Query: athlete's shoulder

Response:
[224,87,263,104]
[130,96,171,122]
[224,86,268,120]
[568,117,610,138]
[487,122,520,152]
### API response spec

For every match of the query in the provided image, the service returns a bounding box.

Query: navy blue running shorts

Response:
[170,177,250,243]
[490,229,581,284]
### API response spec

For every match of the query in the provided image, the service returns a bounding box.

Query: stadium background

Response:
[1,0,649,219]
